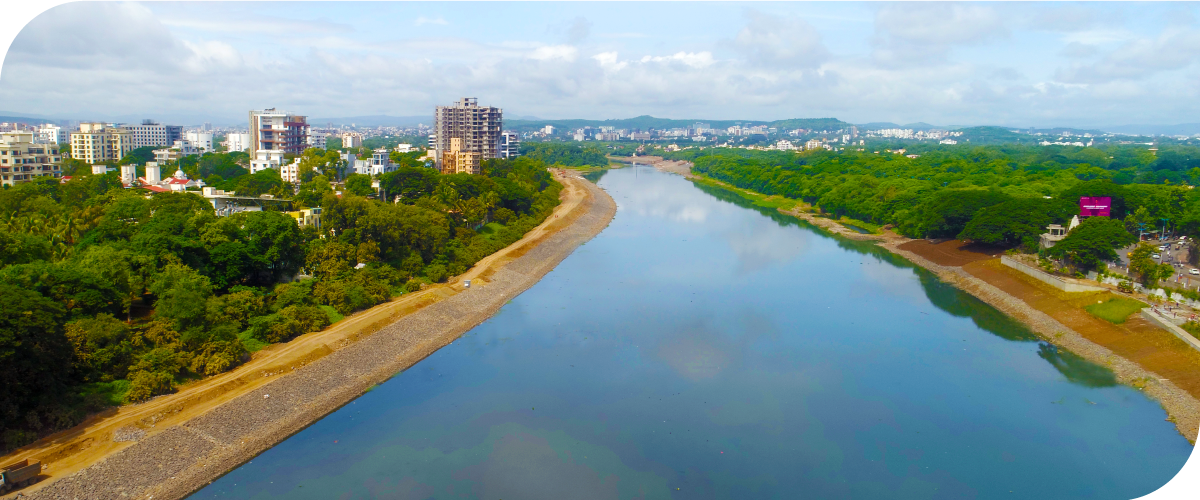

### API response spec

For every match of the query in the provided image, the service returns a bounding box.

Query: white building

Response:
[541,125,556,135]
[805,139,823,150]
[307,127,328,149]
[499,131,520,159]
[249,108,307,156]
[0,131,63,186]
[36,124,68,144]
[341,132,363,148]
[120,164,137,185]
[184,131,214,152]
[250,149,284,174]
[775,139,796,151]
[153,140,201,163]
[222,132,250,152]
[281,158,301,184]
[122,120,183,148]
[394,143,414,153]
[369,148,394,176]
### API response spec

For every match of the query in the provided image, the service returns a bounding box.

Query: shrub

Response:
[125,370,175,403]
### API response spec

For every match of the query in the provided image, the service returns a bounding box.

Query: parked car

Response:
[1153,254,1161,259]
[1190,269,1199,276]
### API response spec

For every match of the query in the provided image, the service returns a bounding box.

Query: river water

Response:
[193,166,1192,499]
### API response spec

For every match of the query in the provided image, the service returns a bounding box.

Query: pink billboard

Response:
[1079,196,1111,217]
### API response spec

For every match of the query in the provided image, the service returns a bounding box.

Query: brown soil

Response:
[1,170,613,500]
[898,239,1003,267]
[963,259,1200,398]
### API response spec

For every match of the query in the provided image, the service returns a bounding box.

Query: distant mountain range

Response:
[0,110,1193,137]
[309,115,430,127]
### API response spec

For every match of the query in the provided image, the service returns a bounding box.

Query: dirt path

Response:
[2,170,614,499]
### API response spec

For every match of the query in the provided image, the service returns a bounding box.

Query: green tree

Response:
[1048,217,1135,271]
[149,263,214,331]
[345,173,375,197]
[1128,242,1175,287]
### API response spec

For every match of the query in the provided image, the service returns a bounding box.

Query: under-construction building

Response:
[434,97,501,173]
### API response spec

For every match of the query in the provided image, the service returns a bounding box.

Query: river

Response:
[192,165,1192,499]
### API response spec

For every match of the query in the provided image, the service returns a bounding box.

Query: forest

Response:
[663,143,1200,264]
[0,150,561,451]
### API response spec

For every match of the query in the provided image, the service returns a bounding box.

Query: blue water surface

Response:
[193,166,1192,499]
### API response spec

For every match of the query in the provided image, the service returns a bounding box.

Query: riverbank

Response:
[642,156,1200,443]
[7,170,617,500]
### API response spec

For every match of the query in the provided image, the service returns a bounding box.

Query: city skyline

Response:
[1,2,1199,129]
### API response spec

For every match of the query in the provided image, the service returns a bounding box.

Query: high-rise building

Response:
[0,131,63,186]
[123,120,183,148]
[499,131,520,159]
[434,97,501,172]
[70,123,133,164]
[248,108,308,156]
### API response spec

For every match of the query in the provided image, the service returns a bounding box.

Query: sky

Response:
[0,1,1198,128]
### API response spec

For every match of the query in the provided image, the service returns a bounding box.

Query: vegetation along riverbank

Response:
[0,143,614,494]
[629,148,1200,443]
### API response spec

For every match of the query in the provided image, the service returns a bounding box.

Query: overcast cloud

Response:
[0,1,1198,127]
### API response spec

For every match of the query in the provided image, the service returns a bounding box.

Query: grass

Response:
[478,222,506,240]
[1085,297,1148,324]
[689,176,805,211]
[238,328,269,352]
[79,379,131,406]
[320,305,345,324]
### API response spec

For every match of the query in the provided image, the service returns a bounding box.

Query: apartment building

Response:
[36,124,68,144]
[153,140,201,163]
[184,131,214,151]
[433,97,501,171]
[123,120,183,148]
[499,131,520,159]
[341,132,363,148]
[440,137,481,175]
[223,132,250,152]
[249,108,308,156]
[0,131,63,186]
[70,122,133,164]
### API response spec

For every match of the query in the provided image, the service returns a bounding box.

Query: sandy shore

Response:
[10,170,617,500]
[639,156,1200,443]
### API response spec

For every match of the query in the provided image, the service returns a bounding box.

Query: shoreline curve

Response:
[14,170,617,500]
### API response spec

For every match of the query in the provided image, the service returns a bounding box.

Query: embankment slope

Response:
[12,171,616,500]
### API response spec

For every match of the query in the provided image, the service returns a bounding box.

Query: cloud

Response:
[639,52,715,69]
[731,10,828,69]
[414,16,448,26]
[872,3,1008,66]
[1055,28,1200,83]
[527,45,578,62]
[565,17,592,44]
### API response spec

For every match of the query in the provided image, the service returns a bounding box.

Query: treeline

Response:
[0,155,560,451]
[666,143,1200,251]
[519,143,609,167]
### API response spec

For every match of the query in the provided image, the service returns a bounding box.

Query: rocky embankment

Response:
[23,176,617,500]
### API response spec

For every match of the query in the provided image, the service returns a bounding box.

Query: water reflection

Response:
[193,166,1189,500]
[1037,343,1119,388]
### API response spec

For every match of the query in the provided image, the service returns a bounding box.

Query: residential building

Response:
[307,127,328,148]
[369,148,395,176]
[281,158,301,184]
[433,97,501,170]
[36,124,68,144]
[249,108,308,156]
[153,140,201,163]
[250,149,285,174]
[775,139,796,151]
[499,131,520,159]
[541,125,556,135]
[630,132,651,141]
[184,131,214,151]
[123,120,183,148]
[286,208,321,229]
[341,132,363,148]
[440,137,481,175]
[573,132,585,141]
[223,132,251,152]
[394,143,414,153]
[805,139,823,150]
[70,122,133,164]
[0,131,63,186]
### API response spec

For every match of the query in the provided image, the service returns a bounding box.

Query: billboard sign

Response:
[1079,196,1111,217]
